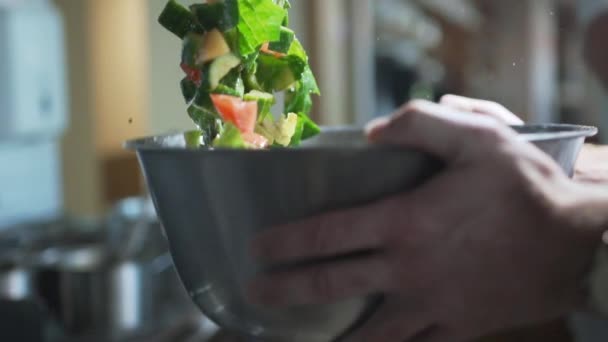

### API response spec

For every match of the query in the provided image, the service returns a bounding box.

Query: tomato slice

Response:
[242,132,269,149]
[181,63,202,86]
[261,42,287,58]
[210,94,258,134]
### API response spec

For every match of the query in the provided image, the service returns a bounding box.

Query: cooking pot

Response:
[35,244,173,340]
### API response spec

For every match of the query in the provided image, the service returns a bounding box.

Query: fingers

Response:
[247,254,392,306]
[440,94,524,125]
[252,196,400,264]
[342,301,432,342]
[366,100,517,163]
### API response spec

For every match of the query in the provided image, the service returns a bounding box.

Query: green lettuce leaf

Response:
[285,66,320,115]
[227,0,286,56]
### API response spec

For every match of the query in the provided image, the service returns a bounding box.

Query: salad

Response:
[159,0,321,149]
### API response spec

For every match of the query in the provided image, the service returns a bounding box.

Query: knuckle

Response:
[404,99,431,113]
[481,99,503,110]
[439,94,456,104]
[464,118,511,143]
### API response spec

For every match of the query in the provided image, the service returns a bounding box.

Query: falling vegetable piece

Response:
[159,0,321,149]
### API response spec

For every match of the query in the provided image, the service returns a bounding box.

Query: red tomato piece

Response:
[181,63,202,86]
[210,94,258,134]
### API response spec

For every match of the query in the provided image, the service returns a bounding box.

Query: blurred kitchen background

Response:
[1,0,608,341]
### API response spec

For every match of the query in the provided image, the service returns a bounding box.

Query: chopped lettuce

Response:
[159,0,320,149]
[297,112,321,139]
[256,54,302,92]
[285,66,319,115]
[229,0,286,56]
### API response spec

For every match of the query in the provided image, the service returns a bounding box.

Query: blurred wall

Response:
[56,0,150,217]
[147,0,195,134]
[55,0,102,217]
[89,0,149,155]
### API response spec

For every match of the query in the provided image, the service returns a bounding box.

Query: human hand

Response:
[248,100,604,341]
[439,94,524,126]
[576,144,608,185]
[438,94,608,186]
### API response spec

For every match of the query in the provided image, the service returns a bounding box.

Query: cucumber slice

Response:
[268,27,294,54]
[190,1,238,32]
[244,90,275,121]
[220,69,245,97]
[213,123,245,148]
[158,0,204,39]
[201,53,241,90]
[213,84,242,97]
[184,130,203,148]
[180,77,197,103]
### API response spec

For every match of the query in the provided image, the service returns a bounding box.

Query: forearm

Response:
[576,144,608,184]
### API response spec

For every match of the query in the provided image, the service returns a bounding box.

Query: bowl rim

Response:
[124,124,598,153]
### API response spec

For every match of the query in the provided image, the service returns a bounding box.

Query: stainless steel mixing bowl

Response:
[126,124,597,342]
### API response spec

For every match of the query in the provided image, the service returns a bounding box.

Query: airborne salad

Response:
[159,0,321,149]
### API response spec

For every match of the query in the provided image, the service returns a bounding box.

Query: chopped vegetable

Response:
[187,103,222,145]
[268,26,295,54]
[201,53,241,90]
[210,94,258,133]
[184,130,203,148]
[200,29,232,64]
[180,77,197,103]
[159,0,321,149]
[180,63,202,86]
[213,123,246,148]
[190,2,237,31]
[244,90,275,122]
[231,0,286,56]
[159,0,204,39]
[285,66,320,115]
[255,112,299,147]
